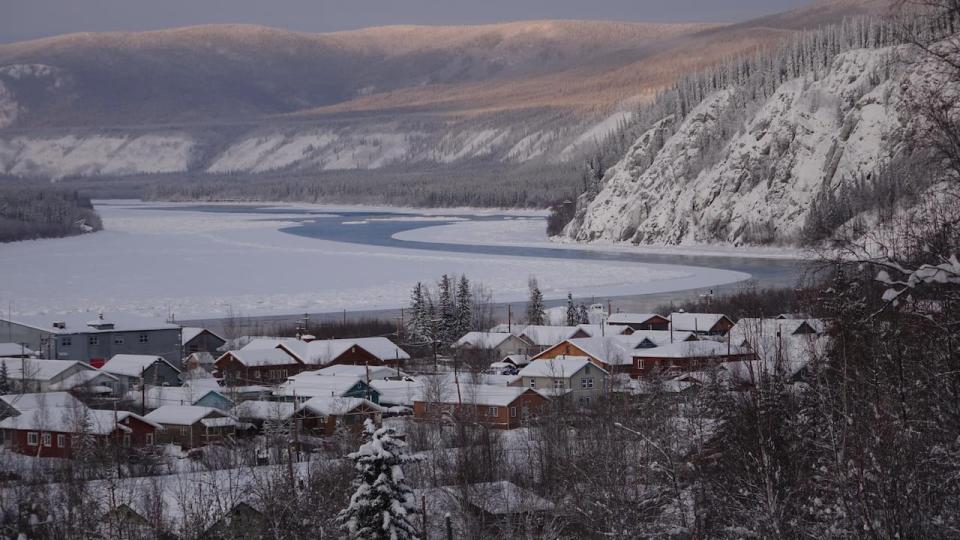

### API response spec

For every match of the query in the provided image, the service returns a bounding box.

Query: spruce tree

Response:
[455,275,473,338]
[0,361,9,394]
[338,420,420,540]
[409,282,427,341]
[526,277,546,326]
[578,303,591,324]
[566,292,578,326]
[437,274,455,345]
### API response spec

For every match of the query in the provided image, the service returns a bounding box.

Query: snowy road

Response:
[0,201,763,320]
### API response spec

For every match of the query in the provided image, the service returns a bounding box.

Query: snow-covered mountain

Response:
[564,42,921,246]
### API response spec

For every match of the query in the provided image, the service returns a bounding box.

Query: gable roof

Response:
[125,386,232,410]
[0,343,35,357]
[279,337,410,365]
[274,374,370,399]
[730,318,825,345]
[0,391,84,412]
[519,357,604,378]
[102,354,181,377]
[313,364,402,380]
[669,313,733,332]
[4,313,179,335]
[239,337,304,351]
[181,327,225,346]
[0,407,160,434]
[0,358,90,381]
[453,332,518,349]
[144,405,224,426]
[216,348,299,367]
[574,324,629,337]
[369,380,424,406]
[518,325,582,347]
[297,396,383,416]
[606,313,668,326]
[633,340,750,359]
[415,384,544,407]
[552,335,661,365]
[231,400,297,421]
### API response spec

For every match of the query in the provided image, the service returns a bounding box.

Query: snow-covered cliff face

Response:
[566,46,913,246]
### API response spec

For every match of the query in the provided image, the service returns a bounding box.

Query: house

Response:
[531,335,661,373]
[669,312,735,336]
[201,500,268,540]
[279,337,411,368]
[502,354,532,368]
[313,363,407,381]
[0,312,183,367]
[183,351,217,372]
[181,327,226,355]
[418,481,555,540]
[575,324,631,337]
[632,341,754,378]
[144,405,238,448]
[214,348,303,385]
[230,400,297,429]
[606,313,671,331]
[413,384,548,429]
[727,318,830,380]
[0,358,118,394]
[453,332,532,360]
[274,374,380,404]
[0,391,85,421]
[369,380,424,408]
[517,325,588,354]
[0,343,36,358]
[125,385,234,412]
[513,357,608,404]
[0,407,160,458]
[101,354,182,393]
[295,396,384,436]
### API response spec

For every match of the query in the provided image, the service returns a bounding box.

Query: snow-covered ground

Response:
[0,202,750,320]
[394,219,809,260]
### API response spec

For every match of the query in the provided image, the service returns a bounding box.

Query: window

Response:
[61,337,72,347]
[510,406,517,418]
[145,433,154,445]
[123,434,131,447]
[487,406,499,417]
[56,434,66,448]
[529,379,536,389]
[188,344,200,353]
[581,378,594,389]
[42,433,52,447]
[113,336,124,345]
[138,334,149,343]
[88,336,99,346]
[27,432,38,446]
[554,379,564,390]
[579,396,591,407]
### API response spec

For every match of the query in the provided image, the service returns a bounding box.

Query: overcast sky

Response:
[0,0,811,43]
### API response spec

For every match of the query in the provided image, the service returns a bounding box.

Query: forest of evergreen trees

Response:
[0,184,102,243]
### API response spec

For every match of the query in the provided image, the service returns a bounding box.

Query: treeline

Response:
[0,184,102,243]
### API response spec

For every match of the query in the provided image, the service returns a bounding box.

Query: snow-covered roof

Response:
[144,405,224,426]
[181,327,225,346]
[0,358,89,381]
[630,330,698,346]
[313,364,403,380]
[520,357,604,378]
[102,354,180,377]
[48,369,118,391]
[417,481,554,520]
[4,312,180,335]
[453,332,518,349]
[217,348,299,367]
[502,354,532,366]
[297,396,383,417]
[200,416,238,428]
[606,313,667,325]
[280,337,410,365]
[0,343,35,357]
[274,375,368,399]
[0,391,84,412]
[557,335,657,365]
[231,400,296,421]
[415,384,544,407]
[239,337,303,351]
[518,325,582,347]
[487,323,521,335]
[369,380,424,406]
[669,313,732,332]
[0,407,159,434]
[125,386,231,410]
[633,340,750,359]
[574,324,629,337]
[730,318,825,345]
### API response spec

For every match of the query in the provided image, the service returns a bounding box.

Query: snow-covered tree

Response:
[438,274,455,345]
[338,420,420,540]
[0,361,9,394]
[526,277,545,325]
[455,275,473,339]
[577,303,590,324]
[409,282,428,342]
[565,292,578,326]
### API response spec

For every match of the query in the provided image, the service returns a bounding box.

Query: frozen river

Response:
[0,201,807,320]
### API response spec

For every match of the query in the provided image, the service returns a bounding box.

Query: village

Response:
[0,278,831,538]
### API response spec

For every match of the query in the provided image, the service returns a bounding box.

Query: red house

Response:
[214,348,304,385]
[0,408,160,458]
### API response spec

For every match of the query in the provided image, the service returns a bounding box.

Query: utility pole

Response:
[507,305,512,333]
